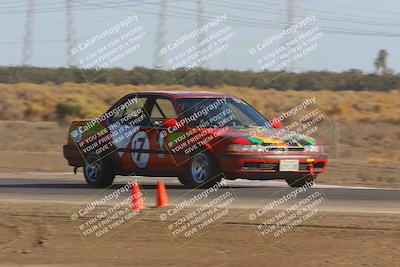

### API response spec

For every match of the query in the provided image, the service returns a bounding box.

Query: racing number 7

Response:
[133,137,146,161]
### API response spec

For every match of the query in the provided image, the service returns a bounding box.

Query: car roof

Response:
[134,90,233,99]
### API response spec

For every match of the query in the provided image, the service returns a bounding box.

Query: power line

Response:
[7,0,400,69]
[163,2,400,37]
[205,0,400,30]
[248,0,400,28]
[305,0,400,17]
[6,0,400,32]
[0,0,184,14]
[11,0,400,40]
[5,0,400,30]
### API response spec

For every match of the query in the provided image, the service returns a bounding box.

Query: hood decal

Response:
[230,128,316,146]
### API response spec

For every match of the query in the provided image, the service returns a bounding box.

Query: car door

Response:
[145,96,182,174]
[106,94,152,174]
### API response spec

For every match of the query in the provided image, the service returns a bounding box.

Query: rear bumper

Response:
[217,152,328,180]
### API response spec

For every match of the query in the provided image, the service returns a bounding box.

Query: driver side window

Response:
[109,96,148,126]
[150,98,177,119]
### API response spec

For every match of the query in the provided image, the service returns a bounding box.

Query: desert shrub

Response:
[1,66,400,91]
[0,83,398,124]
[55,96,107,124]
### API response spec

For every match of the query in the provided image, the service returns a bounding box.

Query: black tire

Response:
[285,174,316,188]
[177,176,188,186]
[83,154,115,188]
[179,151,222,188]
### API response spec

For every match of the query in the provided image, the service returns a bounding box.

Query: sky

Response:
[0,0,399,73]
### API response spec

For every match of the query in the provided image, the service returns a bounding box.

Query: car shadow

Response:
[0,183,186,190]
[0,182,273,190]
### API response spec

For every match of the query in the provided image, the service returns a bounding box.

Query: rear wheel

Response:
[84,154,115,188]
[178,151,222,188]
[285,174,316,188]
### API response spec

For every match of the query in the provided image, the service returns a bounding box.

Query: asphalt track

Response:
[0,172,399,214]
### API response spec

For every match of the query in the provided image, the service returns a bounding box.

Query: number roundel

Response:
[130,131,150,169]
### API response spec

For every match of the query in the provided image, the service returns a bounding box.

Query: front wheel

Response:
[83,154,115,188]
[178,151,222,188]
[285,174,316,188]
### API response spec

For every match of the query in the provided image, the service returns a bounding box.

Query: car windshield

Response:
[177,97,271,128]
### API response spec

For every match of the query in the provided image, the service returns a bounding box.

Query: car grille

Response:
[242,162,324,171]
[243,162,278,170]
[263,146,305,152]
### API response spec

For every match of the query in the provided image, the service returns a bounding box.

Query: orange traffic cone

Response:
[157,181,169,208]
[132,183,146,211]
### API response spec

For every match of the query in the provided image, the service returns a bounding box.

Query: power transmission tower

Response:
[66,0,77,67]
[154,0,167,69]
[287,0,296,27]
[22,0,35,66]
[285,0,297,71]
[196,0,206,69]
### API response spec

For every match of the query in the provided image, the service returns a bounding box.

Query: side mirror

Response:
[162,118,178,128]
[271,118,282,129]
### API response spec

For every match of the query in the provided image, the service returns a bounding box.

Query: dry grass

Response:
[0,83,399,123]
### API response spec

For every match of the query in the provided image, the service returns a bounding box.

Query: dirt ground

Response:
[0,121,398,188]
[0,202,399,266]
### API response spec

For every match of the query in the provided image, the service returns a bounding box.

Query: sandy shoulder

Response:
[0,202,399,266]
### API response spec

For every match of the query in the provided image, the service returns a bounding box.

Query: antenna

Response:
[66,0,77,67]
[154,0,167,69]
[22,0,35,66]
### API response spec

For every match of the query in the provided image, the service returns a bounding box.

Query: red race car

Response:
[63,91,327,188]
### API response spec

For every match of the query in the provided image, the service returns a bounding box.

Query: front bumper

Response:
[217,152,327,180]
[63,144,84,167]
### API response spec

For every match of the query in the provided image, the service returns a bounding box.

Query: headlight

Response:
[304,145,323,152]
[226,144,266,153]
